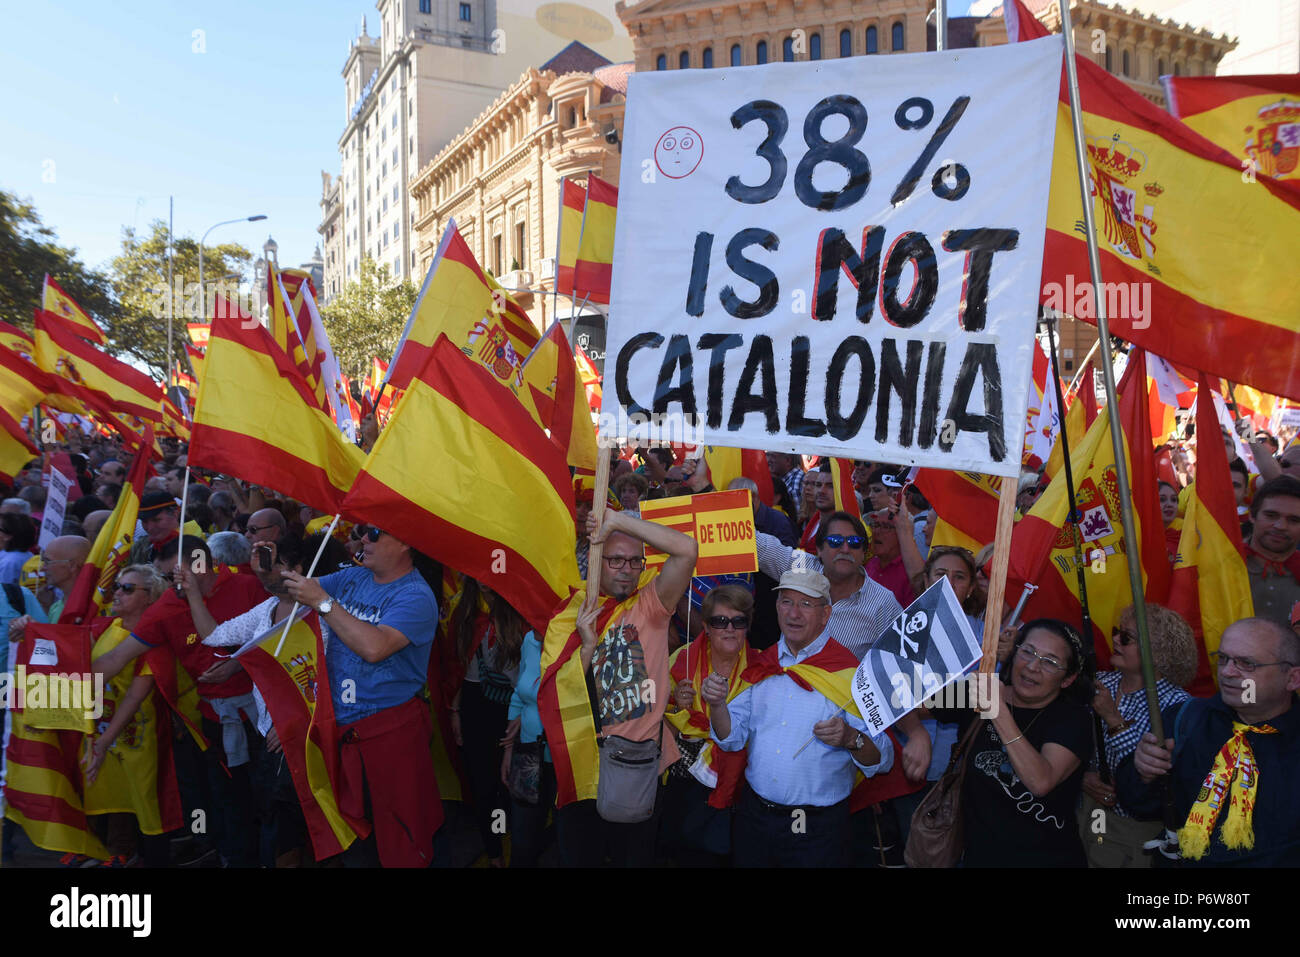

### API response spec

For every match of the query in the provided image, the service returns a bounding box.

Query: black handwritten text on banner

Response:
[601,38,1062,477]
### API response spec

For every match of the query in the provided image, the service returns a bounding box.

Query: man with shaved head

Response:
[37,535,91,620]
[244,507,286,546]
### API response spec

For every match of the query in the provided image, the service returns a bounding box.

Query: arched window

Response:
[1104,47,1112,72]
[756,39,768,64]
[840,28,852,57]
[656,53,667,71]
[866,26,878,53]
[680,50,690,69]
[1122,50,1130,77]
[810,33,821,60]
[702,47,713,68]
[731,43,742,66]
[891,21,904,51]
[783,36,794,61]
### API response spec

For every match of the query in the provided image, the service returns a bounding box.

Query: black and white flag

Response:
[851,576,982,735]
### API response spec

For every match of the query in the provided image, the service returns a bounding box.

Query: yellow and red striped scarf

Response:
[1178,721,1278,860]
[665,632,751,807]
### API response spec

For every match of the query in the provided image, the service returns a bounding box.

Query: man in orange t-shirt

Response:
[560,508,697,867]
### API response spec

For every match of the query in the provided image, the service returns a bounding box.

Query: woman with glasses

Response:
[929,618,1094,867]
[662,584,754,865]
[1081,604,1195,867]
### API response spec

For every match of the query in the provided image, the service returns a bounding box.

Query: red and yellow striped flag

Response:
[1009,350,1171,662]
[189,296,364,516]
[829,458,861,520]
[341,334,578,633]
[555,178,586,296]
[0,321,34,357]
[1163,74,1300,186]
[517,321,598,470]
[572,174,617,304]
[574,343,602,414]
[913,469,1002,555]
[704,446,776,508]
[387,220,540,393]
[0,405,38,483]
[3,722,109,860]
[268,267,324,408]
[186,322,210,349]
[1005,0,1300,402]
[667,632,752,808]
[41,274,106,345]
[33,312,163,422]
[1168,372,1254,696]
[238,612,367,860]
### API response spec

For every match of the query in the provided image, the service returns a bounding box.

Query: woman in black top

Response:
[936,618,1093,867]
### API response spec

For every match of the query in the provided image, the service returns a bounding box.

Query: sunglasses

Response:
[114,582,140,594]
[823,534,866,549]
[1112,627,1137,647]
[352,525,382,543]
[707,615,749,631]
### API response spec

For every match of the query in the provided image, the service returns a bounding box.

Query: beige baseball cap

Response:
[777,568,831,601]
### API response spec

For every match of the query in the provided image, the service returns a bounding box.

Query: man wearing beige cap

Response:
[703,568,893,866]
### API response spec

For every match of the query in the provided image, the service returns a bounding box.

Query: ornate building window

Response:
[680,50,690,68]
[731,44,742,66]
[891,22,904,51]
[810,33,821,60]
[656,53,667,70]
[866,26,878,54]
[703,47,713,67]
[757,39,768,64]
[840,29,851,57]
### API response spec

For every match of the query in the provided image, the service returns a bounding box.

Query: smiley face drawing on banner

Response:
[654,126,704,179]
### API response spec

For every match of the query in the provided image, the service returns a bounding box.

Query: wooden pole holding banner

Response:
[583,445,613,613]
[1058,0,1163,742]
[978,479,1019,676]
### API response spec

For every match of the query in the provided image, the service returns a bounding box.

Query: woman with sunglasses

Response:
[929,619,1094,867]
[662,584,754,865]
[81,565,176,867]
[1081,604,1195,868]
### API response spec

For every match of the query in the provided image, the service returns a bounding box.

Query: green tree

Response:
[320,257,417,380]
[109,220,251,377]
[0,190,121,338]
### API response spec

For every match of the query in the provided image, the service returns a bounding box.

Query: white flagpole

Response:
[274,513,341,657]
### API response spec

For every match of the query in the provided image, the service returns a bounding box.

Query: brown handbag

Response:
[904,718,984,868]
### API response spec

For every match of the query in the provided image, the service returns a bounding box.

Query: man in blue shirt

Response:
[704,568,892,867]
[284,524,440,867]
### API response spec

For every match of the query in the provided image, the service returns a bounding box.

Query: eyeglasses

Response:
[40,556,73,567]
[706,615,749,631]
[1211,651,1295,674]
[1112,627,1137,647]
[823,534,866,550]
[350,525,382,543]
[777,595,826,611]
[246,523,280,536]
[603,555,646,570]
[1016,644,1067,674]
[114,582,140,594]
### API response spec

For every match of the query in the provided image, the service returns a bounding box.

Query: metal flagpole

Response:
[551,176,567,331]
[1058,0,1162,742]
[935,0,948,51]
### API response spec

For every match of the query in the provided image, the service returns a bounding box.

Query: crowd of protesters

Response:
[0,419,1296,869]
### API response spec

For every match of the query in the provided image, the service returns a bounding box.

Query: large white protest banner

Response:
[602,38,1062,476]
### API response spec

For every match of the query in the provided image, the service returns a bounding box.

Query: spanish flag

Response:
[913,469,1002,555]
[0,321,34,357]
[517,320,599,471]
[59,428,151,623]
[1009,349,1171,662]
[666,632,751,808]
[1168,372,1254,696]
[189,296,364,516]
[538,580,651,807]
[41,274,106,345]
[572,174,617,304]
[703,446,776,508]
[33,312,163,422]
[0,404,38,482]
[185,342,205,384]
[268,267,322,407]
[386,220,541,394]
[1006,0,1300,402]
[237,612,367,860]
[341,334,578,633]
[0,343,57,423]
[186,322,210,349]
[82,620,183,836]
[12,621,97,733]
[555,177,586,297]
[574,343,602,414]
[829,458,862,520]
[1163,73,1300,186]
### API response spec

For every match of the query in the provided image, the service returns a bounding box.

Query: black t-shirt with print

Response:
[935,695,1092,867]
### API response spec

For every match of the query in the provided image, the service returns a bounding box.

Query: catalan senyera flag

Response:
[555,177,586,296]
[702,446,775,508]
[640,489,758,576]
[517,321,598,470]
[0,321,34,357]
[1005,0,1300,403]
[341,334,578,633]
[666,632,752,808]
[829,458,862,520]
[41,274,106,345]
[237,611,367,860]
[539,579,652,807]
[913,469,1002,555]
[1009,349,1172,663]
[33,312,163,422]
[1163,74,1300,186]
[82,619,183,836]
[189,296,364,516]
[386,220,541,394]
[1169,372,1254,696]
[572,174,617,304]
[4,721,109,860]
[59,430,151,623]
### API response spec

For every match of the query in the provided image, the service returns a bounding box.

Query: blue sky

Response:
[1,0,987,276]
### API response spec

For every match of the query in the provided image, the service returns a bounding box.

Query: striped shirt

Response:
[756,532,903,661]
[781,468,805,509]
[1094,670,1190,818]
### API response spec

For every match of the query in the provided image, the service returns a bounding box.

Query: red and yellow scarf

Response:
[1178,721,1278,860]
[665,632,751,808]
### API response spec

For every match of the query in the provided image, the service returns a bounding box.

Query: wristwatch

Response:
[316,598,334,615]
[850,731,866,751]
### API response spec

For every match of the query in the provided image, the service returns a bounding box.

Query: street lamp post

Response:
[196,214,267,363]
